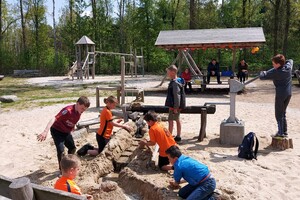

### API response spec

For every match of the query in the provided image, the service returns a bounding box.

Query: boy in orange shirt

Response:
[77,96,132,156]
[139,110,177,171]
[54,154,92,199]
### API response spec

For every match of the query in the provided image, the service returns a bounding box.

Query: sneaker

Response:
[174,136,181,142]
[86,143,94,150]
[218,81,222,84]
[272,133,287,138]
[283,132,288,136]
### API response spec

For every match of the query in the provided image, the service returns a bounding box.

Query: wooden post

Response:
[92,45,95,79]
[271,137,293,150]
[9,177,36,200]
[232,48,236,74]
[121,56,125,105]
[198,108,207,142]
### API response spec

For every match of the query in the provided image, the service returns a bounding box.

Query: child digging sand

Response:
[54,154,93,199]
[77,96,132,156]
[139,110,177,171]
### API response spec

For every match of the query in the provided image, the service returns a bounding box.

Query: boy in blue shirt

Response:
[166,145,216,200]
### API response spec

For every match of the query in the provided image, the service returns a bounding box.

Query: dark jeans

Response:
[50,127,76,170]
[275,95,291,135]
[178,177,216,200]
[96,134,110,153]
[207,71,220,84]
[239,72,247,82]
[184,82,192,92]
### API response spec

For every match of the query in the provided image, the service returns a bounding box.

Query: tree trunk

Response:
[0,0,2,69]
[53,0,58,66]
[242,0,247,27]
[20,0,27,51]
[69,0,74,24]
[189,0,196,29]
[34,0,39,68]
[91,0,97,43]
[273,0,281,55]
[282,0,290,55]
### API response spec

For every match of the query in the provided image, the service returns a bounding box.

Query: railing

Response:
[0,176,86,200]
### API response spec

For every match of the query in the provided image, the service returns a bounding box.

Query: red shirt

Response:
[52,105,81,133]
[181,71,191,82]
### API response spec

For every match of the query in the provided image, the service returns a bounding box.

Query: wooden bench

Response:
[96,86,144,107]
[13,70,42,77]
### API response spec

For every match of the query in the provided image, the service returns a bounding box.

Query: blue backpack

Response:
[238,132,259,160]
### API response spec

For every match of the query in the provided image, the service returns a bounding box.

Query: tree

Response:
[53,0,58,66]
[189,0,196,29]
[282,0,290,55]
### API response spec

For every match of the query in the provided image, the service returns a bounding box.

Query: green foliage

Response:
[1,0,300,76]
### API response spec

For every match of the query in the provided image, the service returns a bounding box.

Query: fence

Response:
[0,176,86,200]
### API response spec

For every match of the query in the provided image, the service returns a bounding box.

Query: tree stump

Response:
[9,177,36,200]
[271,136,293,150]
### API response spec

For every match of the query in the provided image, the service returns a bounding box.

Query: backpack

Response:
[238,132,259,160]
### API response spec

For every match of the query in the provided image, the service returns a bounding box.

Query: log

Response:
[9,177,35,200]
[271,137,293,150]
[123,105,216,114]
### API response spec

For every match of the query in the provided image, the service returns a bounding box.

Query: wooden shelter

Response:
[75,36,96,79]
[155,27,266,85]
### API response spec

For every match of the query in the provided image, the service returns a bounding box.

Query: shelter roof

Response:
[155,27,265,49]
[76,35,95,45]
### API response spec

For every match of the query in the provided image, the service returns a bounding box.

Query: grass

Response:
[0,77,115,111]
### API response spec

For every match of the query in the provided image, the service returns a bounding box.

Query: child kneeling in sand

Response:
[54,154,93,199]
[139,110,177,171]
[166,145,216,200]
[77,96,132,156]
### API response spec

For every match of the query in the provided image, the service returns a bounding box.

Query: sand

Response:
[0,75,300,199]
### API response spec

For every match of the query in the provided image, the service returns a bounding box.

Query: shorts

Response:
[96,134,110,154]
[158,155,170,169]
[168,109,180,121]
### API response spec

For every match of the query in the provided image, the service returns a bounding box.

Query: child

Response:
[165,65,186,142]
[260,54,293,137]
[77,96,132,156]
[54,154,92,199]
[181,68,193,93]
[37,96,90,171]
[166,145,216,200]
[139,110,177,171]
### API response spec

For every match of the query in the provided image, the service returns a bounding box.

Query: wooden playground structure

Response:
[68,36,144,80]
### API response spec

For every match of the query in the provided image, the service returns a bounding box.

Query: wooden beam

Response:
[123,105,216,114]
